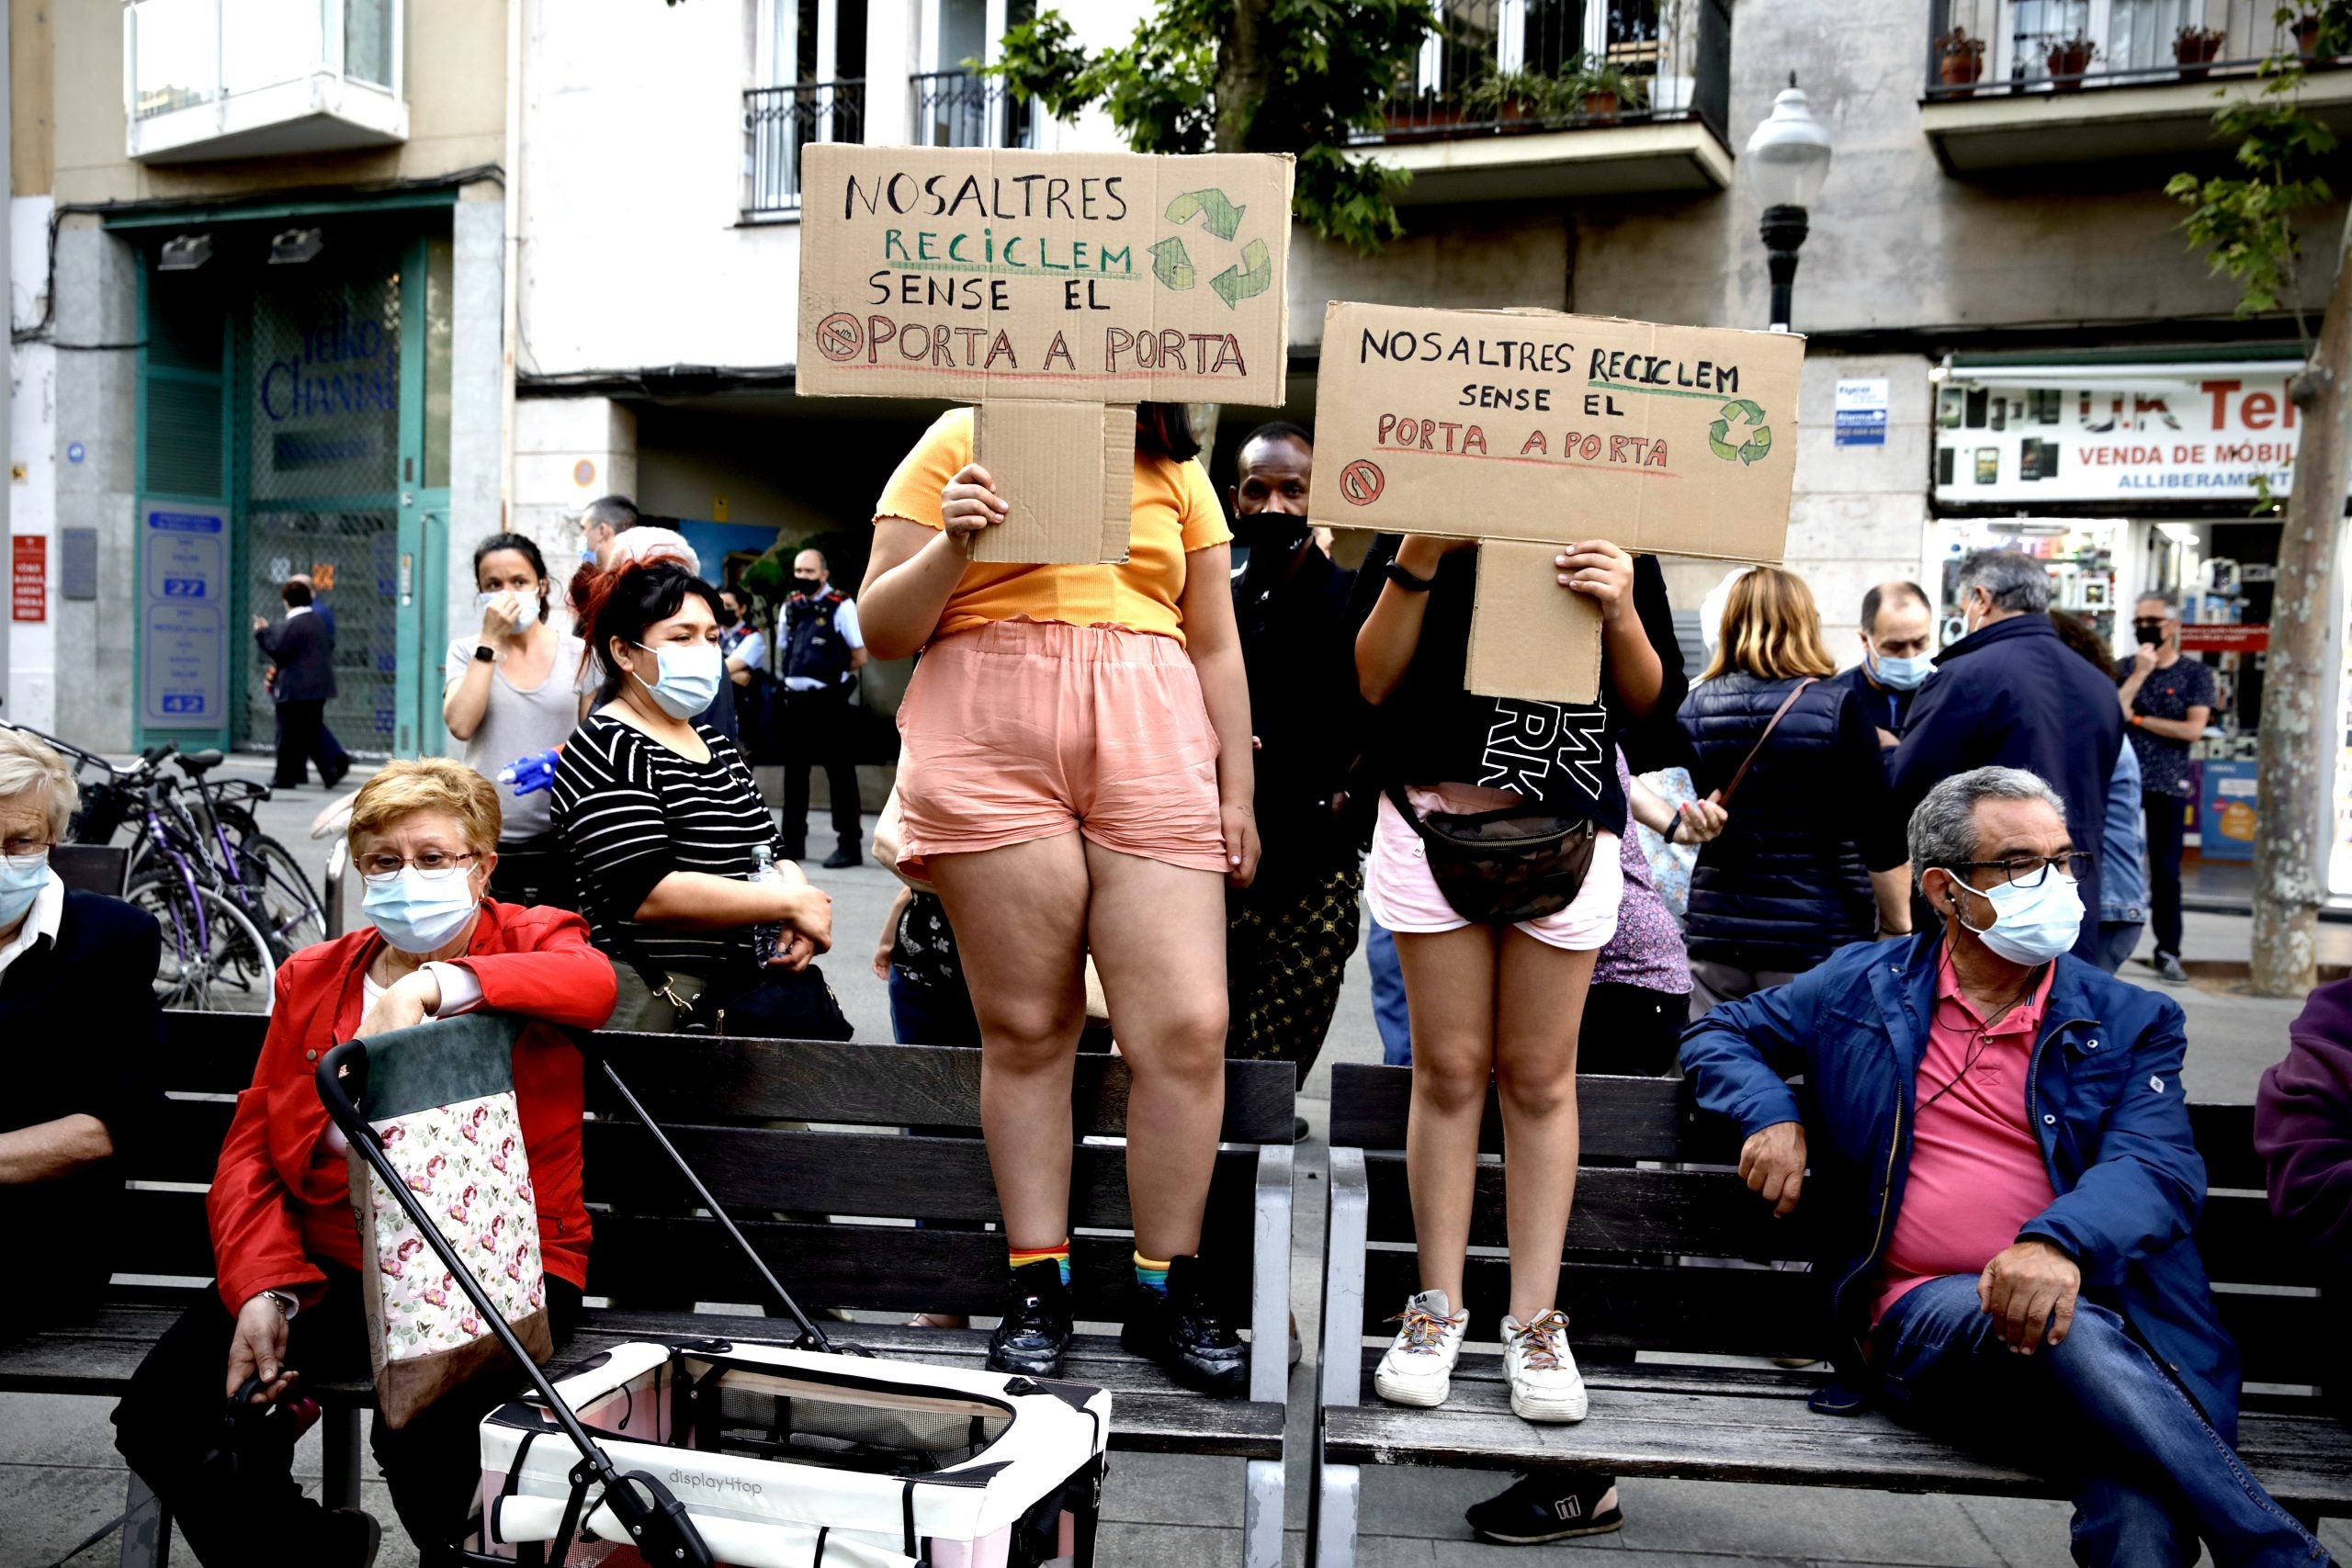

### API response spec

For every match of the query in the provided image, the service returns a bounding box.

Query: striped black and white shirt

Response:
[550,713,776,979]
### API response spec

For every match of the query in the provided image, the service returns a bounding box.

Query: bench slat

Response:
[1320,1385,2352,1511]
[589,1213,1257,1319]
[1330,1066,2271,1190]
[589,1034,1295,1143]
[582,1122,1262,1231]
[1352,1253,2331,1384]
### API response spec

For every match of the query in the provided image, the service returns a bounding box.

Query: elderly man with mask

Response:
[1681,766,2324,1567]
[1826,579,1936,746]
[1890,551,2120,964]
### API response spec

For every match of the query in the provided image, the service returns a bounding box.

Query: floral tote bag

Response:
[342,1011,551,1427]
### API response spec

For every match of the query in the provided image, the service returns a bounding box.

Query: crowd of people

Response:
[0,400,2346,1567]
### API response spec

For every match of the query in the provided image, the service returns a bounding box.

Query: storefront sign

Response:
[2179,623,2269,653]
[1935,368,2304,502]
[140,506,226,728]
[11,536,44,622]
[1834,378,1888,447]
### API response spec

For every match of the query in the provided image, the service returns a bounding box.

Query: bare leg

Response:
[928,833,1091,1251]
[1493,931,1596,1324]
[1395,924,1501,1307]
[1082,840,1230,1260]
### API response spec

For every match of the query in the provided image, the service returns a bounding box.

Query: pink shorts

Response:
[1363,786,1623,953]
[895,619,1227,875]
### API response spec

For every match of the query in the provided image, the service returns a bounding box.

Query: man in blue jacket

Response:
[1890,552,2121,964]
[1681,766,2324,1567]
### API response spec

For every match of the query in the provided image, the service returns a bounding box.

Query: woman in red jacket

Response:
[113,758,616,1568]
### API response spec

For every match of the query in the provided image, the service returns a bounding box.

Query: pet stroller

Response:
[317,1027,1109,1568]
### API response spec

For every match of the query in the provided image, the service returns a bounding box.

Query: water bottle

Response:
[749,843,790,965]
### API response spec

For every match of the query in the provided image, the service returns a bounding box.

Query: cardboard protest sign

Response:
[1466,540,1603,704]
[1313,300,1804,702]
[799,143,1293,563]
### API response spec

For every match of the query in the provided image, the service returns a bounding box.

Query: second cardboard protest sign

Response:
[799,143,1293,563]
[1312,300,1804,702]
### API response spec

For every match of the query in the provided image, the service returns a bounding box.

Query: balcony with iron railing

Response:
[1352,0,1734,201]
[910,69,1039,150]
[124,0,407,164]
[1922,0,2352,173]
[744,79,867,219]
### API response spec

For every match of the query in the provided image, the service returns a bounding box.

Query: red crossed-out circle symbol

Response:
[1337,458,1385,506]
[815,312,864,362]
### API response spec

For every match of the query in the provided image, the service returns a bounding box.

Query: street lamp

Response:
[1745,77,1834,333]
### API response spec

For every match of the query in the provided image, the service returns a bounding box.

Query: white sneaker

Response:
[1501,1309,1588,1423]
[1373,1290,1469,1408]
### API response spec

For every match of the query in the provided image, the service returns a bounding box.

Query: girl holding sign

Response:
[1351,532,1682,1427]
[859,401,1258,1395]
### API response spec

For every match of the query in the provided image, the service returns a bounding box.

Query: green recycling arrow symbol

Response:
[1148,237,1196,290]
[1166,188,1246,242]
[1707,398,1773,465]
[1210,238,1272,308]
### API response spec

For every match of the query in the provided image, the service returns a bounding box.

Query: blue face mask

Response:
[362,867,481,954]
[1871,650,1934,691]
[0,850,50,930]
[632,641,723,719]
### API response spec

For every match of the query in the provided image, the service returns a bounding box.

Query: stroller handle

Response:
[315,1039,716,1568]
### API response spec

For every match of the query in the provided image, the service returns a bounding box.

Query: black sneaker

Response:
[1121,1255,1247,1398]
[823,844,863,869]
[1464,1472,1623,1545]
[2154,953,2189,984]
[323,1506,382,1567]
[986,1258,1073,1378]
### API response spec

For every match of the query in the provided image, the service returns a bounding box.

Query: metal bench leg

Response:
[1313,1461,1360,1568]
[119,1472,169,1568]
[1243,1457,1283,1568]
[323,1405,364,1511]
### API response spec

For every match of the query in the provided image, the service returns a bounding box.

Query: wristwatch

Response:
[473,644,498,663]
[1385,558,1438,593]
[262,1289,300,1321]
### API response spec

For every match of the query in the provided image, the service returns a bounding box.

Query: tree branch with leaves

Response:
[989,0,1436,255]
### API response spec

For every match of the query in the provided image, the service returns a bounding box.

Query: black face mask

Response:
[2134,620,2166,646]
[1233,512,1311,556]
[794,577,824,596]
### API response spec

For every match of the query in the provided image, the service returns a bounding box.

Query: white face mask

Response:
[1944,869,2083,965]
[474,591,535,634]
[631,641,723,719]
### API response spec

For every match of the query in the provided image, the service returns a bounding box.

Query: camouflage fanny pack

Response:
[1386,785,1599,926]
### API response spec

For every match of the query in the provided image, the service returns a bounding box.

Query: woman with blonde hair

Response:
[1676,566,1911,1016]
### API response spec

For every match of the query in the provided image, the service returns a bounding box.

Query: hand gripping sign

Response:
[798,143,1295,564]
[1309,300,1805,703]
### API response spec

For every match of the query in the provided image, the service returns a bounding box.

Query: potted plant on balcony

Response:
[1936,27,1987,96]
[2045,31,2099,89]
[2174,22,2226,79]
[1464,69,1554,128]
[1571,60,1642,124]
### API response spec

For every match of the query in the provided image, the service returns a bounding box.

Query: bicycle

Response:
[9,727,282,1011]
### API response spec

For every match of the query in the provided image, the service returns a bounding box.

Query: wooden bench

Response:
[1311,1062,2352,1567]
[1,1011,1297,1568]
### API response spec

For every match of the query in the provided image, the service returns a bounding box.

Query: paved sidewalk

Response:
[5,755,2347,1564]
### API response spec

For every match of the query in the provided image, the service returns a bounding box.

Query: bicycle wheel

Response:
[235,833,328,954]
[127,874,278,1013]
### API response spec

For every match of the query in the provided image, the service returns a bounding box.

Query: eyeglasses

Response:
[1951,852,2094,889]
[356,849,481,886]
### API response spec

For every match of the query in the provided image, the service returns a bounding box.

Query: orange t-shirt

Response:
[872,408,1232,646]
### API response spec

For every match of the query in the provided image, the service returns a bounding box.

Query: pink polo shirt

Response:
[1874,959,2060,1323]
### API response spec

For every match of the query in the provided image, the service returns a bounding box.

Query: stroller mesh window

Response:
[703,1369,1012,1475]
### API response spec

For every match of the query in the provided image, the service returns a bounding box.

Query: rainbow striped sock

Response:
[1133,1252,1172,1298]
[1009,1241,1070,1288]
